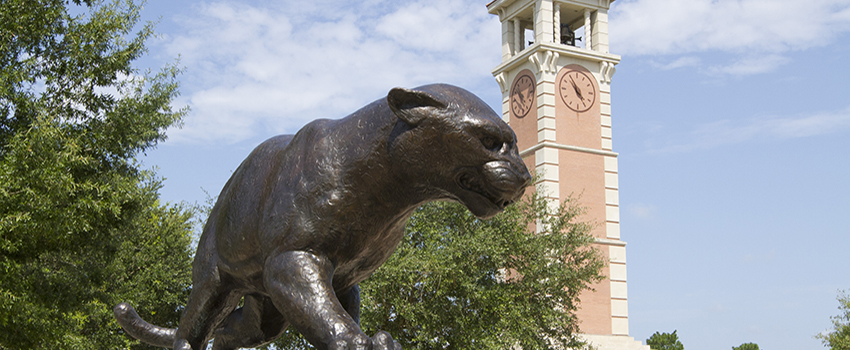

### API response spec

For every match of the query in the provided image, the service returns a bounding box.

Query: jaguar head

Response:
[387,84,532,219]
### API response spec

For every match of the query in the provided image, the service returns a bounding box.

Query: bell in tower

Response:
[560,23,581,46]
[487,1,647,349]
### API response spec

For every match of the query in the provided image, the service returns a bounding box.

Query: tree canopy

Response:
[732,342,759,350]
[0,0,193,348]
[817,290,850,350]
[273,192,605,350]
[646,330,685,350]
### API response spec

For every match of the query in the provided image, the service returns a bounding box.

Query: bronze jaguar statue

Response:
[114,84,531,350]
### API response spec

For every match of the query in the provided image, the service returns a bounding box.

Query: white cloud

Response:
[647,106,850,153]
[708,54,790,75]
[611,0,850,55]
[610,0,850,75]
[376,2,487,52]
[158,0,502,144]
[650,56,701,70]
[766,108,850,138]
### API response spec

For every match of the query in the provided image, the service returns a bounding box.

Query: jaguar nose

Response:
[518,166,532,188]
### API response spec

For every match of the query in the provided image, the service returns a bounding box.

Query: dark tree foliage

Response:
[272,192,604,350]
[0,0,193,348]
[732,342,759,350]
[817,290,850,350]
[646,330,685,350]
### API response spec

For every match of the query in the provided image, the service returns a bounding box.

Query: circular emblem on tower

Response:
[558,68,597,113]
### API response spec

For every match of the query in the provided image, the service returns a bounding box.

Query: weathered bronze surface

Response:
[114,84,531,350]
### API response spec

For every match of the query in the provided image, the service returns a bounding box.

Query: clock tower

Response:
[486,1,648,349]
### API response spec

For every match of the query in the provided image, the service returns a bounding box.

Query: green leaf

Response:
[0,0,193,348]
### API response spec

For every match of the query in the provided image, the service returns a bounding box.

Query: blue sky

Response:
[135,0,850,349]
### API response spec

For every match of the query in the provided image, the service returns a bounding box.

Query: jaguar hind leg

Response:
[173,258,242,350]
[211,294,289,350]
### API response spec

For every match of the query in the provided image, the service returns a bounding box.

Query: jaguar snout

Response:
[482,161,532,193]
[482,161,531,208]
[455,160,531,219]
[516,164,532,189]
[494,174,530,209]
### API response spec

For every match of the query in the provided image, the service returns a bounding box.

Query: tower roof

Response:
[486,0,615,15]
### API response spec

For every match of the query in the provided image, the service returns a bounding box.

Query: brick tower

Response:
[486,1,647,348]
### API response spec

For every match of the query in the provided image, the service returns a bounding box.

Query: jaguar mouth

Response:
[457,170,514,210]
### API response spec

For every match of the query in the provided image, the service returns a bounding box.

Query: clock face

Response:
[558,69,596,113]
[510,73,535,118]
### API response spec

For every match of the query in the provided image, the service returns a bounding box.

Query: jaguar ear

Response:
[387,87,447,125]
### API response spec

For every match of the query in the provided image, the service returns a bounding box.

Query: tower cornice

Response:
[491,41,620,77]
[487,0,616,17]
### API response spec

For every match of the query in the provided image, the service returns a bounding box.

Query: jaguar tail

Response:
[114,303,177,348]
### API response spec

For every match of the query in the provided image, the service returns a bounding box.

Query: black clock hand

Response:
[569,78,584,101]
[512,95,521,108]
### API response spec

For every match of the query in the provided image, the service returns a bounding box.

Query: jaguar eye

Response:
[481,136,500,151]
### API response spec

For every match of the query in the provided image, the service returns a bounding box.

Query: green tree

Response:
[817,290,850,350]
[271,193,604,350]
[733,342,759,350]
[646,330,685,350]
[0,0,193,348]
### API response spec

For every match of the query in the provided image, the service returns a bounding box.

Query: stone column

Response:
[534,0,554,45]
[514,18,523,53]
[584,9,592,50]
[591,9,609,53]
[503,18,515,60]
[554,3,561,44]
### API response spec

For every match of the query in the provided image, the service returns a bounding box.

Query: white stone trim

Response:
[537,164,560,182]
[610,280,627,299]
[539,79,555,95]
[605,222,620,239]
[495,72,508,93]
[605,188,619,206]
[519,141,618,158]
[553,3,561,43]
[603,155,618,172]
[600,90,611,104]
[584,9,592,49]
[488,0,613,16]
[601,126,612,138]
[594,237,626,246]
[601,61,617,83]
[609,245,626,264]
[600,102,612,116]
[580,334,650,350]
[535,147,559,166]
[514,18,523,55]
[538,129,557,143]
[609,263,627,282]
[538,116,556,130]
[611,299,629,317]
[604,172,618,189]
[535,179,560,200]
[492,41,620,77]
[612,317,630,336]
[537,104,556,117]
